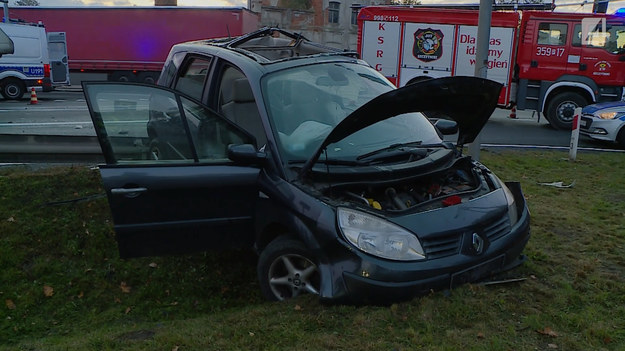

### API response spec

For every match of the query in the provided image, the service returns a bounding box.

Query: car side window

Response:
[84,83,252,164]
[174,56,212,100]
[216,65,266,148]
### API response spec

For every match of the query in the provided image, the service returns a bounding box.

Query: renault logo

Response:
[472,233,485,255]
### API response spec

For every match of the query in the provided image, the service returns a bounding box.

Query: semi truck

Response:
[6,6,259,84]
[358,6,625,129]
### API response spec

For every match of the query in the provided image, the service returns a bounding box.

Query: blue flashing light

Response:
[614,8,625,16]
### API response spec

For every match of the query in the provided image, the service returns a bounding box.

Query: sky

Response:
[7,0,625,14]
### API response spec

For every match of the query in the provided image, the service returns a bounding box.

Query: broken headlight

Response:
[337,207,426,261]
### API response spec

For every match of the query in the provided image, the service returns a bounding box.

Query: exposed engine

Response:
[321,157,493,212]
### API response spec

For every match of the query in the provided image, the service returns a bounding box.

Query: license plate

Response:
[580,119,588,128]
[450,255,505,288]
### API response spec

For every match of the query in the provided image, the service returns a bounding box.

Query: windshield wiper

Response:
[356,141,426,161]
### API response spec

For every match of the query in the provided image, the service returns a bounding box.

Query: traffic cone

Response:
[29,87,38,105]
[509,105,516,119]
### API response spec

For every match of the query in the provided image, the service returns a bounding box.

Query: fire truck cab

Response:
[517,11,625,129]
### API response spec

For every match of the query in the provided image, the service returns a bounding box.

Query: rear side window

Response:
[174,57,212,100]
[537,23,567,46]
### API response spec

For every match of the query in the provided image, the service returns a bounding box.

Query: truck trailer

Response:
[358,6,625,130]
[6,6,259,84]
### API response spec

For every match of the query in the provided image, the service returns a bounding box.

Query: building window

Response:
[328,1,340,24]
[351,5,360,25]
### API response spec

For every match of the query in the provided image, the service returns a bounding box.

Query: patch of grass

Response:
[1,150,624,350]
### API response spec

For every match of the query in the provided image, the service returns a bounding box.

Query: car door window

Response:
[537,23,567,46]
[217,65,266,148]
[83,83,252,164]
[174,56,212,100]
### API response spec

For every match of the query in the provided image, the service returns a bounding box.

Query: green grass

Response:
[1,149,624,350]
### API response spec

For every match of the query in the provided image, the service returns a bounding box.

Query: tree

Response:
[15,0,40,6]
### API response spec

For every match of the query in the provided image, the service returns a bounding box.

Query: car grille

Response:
[422,215,511,259]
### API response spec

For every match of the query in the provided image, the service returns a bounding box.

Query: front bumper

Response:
[321,182,531,304]
[580,115,624,143]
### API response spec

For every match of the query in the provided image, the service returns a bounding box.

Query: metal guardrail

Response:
[0,134,104,163]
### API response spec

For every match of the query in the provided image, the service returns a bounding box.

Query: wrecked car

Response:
[83,28,530,303]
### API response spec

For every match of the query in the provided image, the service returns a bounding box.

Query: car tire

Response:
[617,128,625,149]
[1,78,26,100]
[257,236,320,301]
[545,92,588,130]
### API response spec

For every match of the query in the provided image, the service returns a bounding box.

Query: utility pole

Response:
[468,0,493,161]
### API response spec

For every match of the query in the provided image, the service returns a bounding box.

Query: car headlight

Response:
[598,112,618,120]
[491,175,519,226]
[337,207,425,261]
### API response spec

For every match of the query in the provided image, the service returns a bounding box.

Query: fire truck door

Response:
[529,22,570,82]
[573,20,625,88]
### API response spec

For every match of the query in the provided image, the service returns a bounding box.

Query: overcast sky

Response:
[6,0,622,14]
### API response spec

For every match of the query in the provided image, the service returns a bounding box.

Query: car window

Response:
[174,56,212,100]
[217,65,266,148]
[573,22,625,53]
[83,83,252,164]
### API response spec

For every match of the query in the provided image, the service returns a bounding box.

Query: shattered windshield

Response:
[261,62,443,163]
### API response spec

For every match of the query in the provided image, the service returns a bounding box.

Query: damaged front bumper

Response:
[319,182,531,304]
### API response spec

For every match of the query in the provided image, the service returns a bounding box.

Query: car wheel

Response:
[617,128,625,149]
[1,78,26,100]
[257,236,320,301]
[545,92,587,130]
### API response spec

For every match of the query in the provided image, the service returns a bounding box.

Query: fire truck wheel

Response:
[1,78,26,100]
[545,92,587,130]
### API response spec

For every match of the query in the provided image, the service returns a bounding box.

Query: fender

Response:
[0,69,29,81]
[540,79,597,111]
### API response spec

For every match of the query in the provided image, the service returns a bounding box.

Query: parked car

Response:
[581,101,625,149]
[82,28,530,303]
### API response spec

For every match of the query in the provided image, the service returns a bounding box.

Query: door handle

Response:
[530,60,538,67]
[579,63,587,71]
[111,187,147,195]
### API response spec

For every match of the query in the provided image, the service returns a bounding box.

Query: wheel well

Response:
[256,222,292,251]
[543,87,592,113]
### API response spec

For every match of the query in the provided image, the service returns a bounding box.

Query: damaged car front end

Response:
[257,73,530,303]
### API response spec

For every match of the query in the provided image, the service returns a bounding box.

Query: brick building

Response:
[248,0,391,50]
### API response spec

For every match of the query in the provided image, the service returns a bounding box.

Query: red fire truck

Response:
[358,6,625,130]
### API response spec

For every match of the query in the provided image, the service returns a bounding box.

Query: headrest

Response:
[232,78,255,103]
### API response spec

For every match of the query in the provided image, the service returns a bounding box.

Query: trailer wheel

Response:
[137,72,159,84]
[110,71,136,82]
[1,78,26,100]
[545,92,588,130]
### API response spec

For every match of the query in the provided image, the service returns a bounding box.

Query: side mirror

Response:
[433,119,458,135]
[227,144,266,165]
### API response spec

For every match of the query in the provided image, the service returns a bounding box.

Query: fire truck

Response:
[358,6,625,130]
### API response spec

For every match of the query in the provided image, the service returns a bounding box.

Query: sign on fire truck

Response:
[358,7,625,130]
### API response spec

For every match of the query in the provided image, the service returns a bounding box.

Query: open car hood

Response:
[299,76,502,178]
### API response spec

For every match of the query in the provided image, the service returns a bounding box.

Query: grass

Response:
[1,149,624,350]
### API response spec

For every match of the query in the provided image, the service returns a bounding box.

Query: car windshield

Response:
[261,62,443,164]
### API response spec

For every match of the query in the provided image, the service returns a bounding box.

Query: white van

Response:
[0,21,69,100]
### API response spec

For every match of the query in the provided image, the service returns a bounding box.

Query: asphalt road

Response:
[0,89,622,151]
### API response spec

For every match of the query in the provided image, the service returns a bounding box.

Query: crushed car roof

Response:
[193,27,358,64]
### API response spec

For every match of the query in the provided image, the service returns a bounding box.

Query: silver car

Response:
[580,101,625,148]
